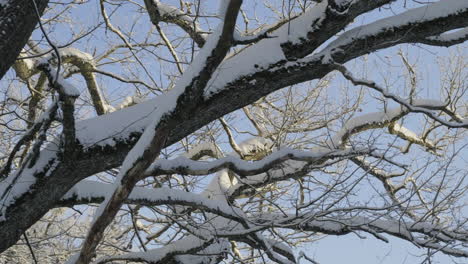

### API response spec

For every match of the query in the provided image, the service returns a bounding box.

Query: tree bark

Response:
[0,0,49,79]
[0,0,467,253]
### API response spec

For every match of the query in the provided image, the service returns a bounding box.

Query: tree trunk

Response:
[0,0,49,79]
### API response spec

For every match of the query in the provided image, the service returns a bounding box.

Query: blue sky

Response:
[22,1,467,263]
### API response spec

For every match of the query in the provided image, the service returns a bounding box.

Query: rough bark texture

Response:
[0,0,467,253]
[0,0,49,79]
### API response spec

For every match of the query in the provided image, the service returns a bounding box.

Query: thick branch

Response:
[1,0,467,254]
[0,0,49,79]
[72,2,243,263]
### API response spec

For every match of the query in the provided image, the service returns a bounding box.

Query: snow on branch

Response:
[251,214,468,258]
[324,0,468,53]
[421,27,468,47]
[145,147,371,178]
[0,102,58,179]
[61,181,244,221]
[333,64,468,128]
[388,123,438,152]
[94,236,216,264]
[183,142,224,160]
[0,140,60,221]
[15,46,111,115]
[302,217,468,257]
[227,150,364,199]
[203,0,329,97]
[36,62,80,98]
[233,28,275,45]
[145,0,207,47]
[330,106,440,153]
[330,106,407,147]
[71,2,244,262]
[59,47,110,115]
[37,62,79,155]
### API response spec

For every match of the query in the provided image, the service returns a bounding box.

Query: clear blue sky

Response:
[28,1,467,263]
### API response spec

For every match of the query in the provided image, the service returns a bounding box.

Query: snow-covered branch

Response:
[421,27,468,47]
[94,236,216,264]
[322,0,468,55]
[14,46,111,115]
[330,106,408,148]
[36,62,79,154]
[281,215,468,258]
[144,0,207,47]
[146,148,370,178]
[0,102,58,179]
[333,64,467,128]
[71,2,244,263]
[1,0,467,258]
[388,123,438,152]
[61,181,245,221]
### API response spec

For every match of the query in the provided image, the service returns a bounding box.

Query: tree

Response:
[0,0,467,263]
[0,0,49,78]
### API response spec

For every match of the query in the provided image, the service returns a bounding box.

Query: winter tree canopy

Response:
[0,0,467,263]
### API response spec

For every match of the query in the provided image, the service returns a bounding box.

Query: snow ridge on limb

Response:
[323,0,468,54]
[88,138,300,263]
[144,0,207,47]
[36,62,80,98]
[330,107,407,148]
[0,102,58,180]
[94,236,216,264]
[36,62,79,156]
[70,1,243,263]
[422,27,468,47]
[146,147,370,178]
[1,0,468,256]
[329,104,441,151]
[248,214,468,258]
[14,46,110,115]
[332,64,468,128]
[204,0,329,97]
[61,181,243,221]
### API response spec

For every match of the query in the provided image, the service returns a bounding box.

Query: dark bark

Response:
[0,0,467,253]
[0,0,49,79]
[74,2,242,262]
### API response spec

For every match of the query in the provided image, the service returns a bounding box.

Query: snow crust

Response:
[96,236,212,263]
[330,107,403,147]
[69,0,467,150]
[156,0,190,21]
[56,75,81,97]
[324,0,468,53]
[427,27,468,42]
[64,180,240,217]
[0,141,59,221]
[90,0,234,226]
[75,98,156,148]
[204,1,328,96]
[59,47,94,63]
